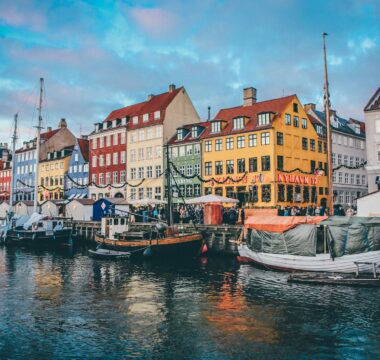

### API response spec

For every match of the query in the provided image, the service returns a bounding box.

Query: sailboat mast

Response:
[165,143,173,226]
[33,78,44,213]
[9,113,18,210]
[322,33,333,215]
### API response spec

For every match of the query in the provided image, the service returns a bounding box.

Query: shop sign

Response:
[278,173,318,185]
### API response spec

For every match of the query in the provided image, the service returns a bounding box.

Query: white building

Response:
[364,87,380,192]
[357,191,380,216]
[65,199,95,221]
[0,201,9,219]
[14,201,35,216]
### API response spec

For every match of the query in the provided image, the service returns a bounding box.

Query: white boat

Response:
[238,245,380,273]
[238,216,380,273]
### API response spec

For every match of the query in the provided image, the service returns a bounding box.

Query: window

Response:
[302,118,307,129]
[345,173,349,184]
[226,138,234,150]
[113,171,118,183]
[145,187,152,199]
[146,128,153,140]
[215,139,223,151]
[343,136,348,146]
[113,153,118,165]
[277,155,284,170]
[92,156,97,168]
[187,165,193,176]
[310,139,315,151]
[105,135,110,147]
[249,157,257,172]
[205,140,212,152]
[186,185,193,197]
[147,166,153,178]
[343,155,348,166]
[154,111,160,120]
[177,129,184,140]
[99,137,104,148]
[338,172,342,183]
[362,175,366,185]
[205,162,212,176]
[261,185,271,202]
[233,117,244,129]
[156,126,162,138]
[349,156,354,167]
[302,137,308,150]
[120,151,126,164]
[155,165,162,178]
[194,164,200,175]
[138,167,144,179]
[261,132,270,145]
[226,160,234,174]
[155,146,162,158]
[143,113,149,122]
[293,103,298,113]
[139,130,145,141]
[130,168,136,180]
[179,146,185,157]
[350,174,355,184]
[237,136,245,148]
[186,145,193,156]
[248,134,257,147]
[310,160,316,172]
[356,174,361,185]
[194,144,201,155]
[138,188,144,200]
[317,140,322,153]
[258,113,270,126]
[106,154,111,166]
[92,139,97,149]
[338,154,342,165]
[191,126,198,138]
[92,174,97,183]
[261,156,270,171]
[285,113,291,125]
[215,161,223,175]
[132,116,138,125]
[194,184,201,196]
[211,121,221,133]
[106,172,110,184]
[293,116,299,127]
[237,159,245,173]
[120,170,126,183]
[277,132,283,145]
[121,132,126,144]
[155,187,161,200]
[286,185,293,202]
[278,184,285,202]
[316,125,323,135]
[99,173,104,185]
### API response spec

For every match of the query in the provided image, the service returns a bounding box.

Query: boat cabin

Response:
[100,216,130,240]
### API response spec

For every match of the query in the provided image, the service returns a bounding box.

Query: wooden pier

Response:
[73,221,243,255]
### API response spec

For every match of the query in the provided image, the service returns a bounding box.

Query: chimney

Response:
[243,87,257,106]
[169,84,176,93]
[207,106,211,121]
[58,118,67,128]
[47,126,52,132]
[304,103,316,112]
[147,94,154,101]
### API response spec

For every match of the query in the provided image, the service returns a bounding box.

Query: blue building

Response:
[92,198,129,221]
[65,137,90,199]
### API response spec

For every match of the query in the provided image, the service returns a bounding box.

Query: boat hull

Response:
[238,244,380,273]
[95,233,204,258]
[7,228,73,246]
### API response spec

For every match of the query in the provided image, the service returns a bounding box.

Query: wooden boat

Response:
[94,218,204,258]
[88,248,131,259]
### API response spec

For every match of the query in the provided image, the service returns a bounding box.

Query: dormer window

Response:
[316,125,322,135]
[143,113,149,122]
[233,117,245,130]
[293,103,299,113]
[191,126,198,138]
[355,124,360,134]
[257,113,271,126]
[154,111,160,120]
[177,129,184,140]
[132,116,138,125]
[211,121,221,133]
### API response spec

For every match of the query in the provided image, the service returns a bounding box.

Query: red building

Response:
[88,117,127,199]
[0,160,12,201]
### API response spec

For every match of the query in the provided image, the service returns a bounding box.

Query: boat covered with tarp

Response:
[238,216,380,273]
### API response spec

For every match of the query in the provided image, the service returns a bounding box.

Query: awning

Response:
[245,215,328,233]
[185,194,239,204]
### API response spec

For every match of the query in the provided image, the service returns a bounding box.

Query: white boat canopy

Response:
[128,198,167,206]
[23,212,46,230]
[185,194,239,205]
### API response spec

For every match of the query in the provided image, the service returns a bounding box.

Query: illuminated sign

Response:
[278,173,318,185]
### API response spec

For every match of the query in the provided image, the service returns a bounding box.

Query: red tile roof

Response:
[16,128,61,153]
[167,121,211,145]
[364,87,380,111]
[202,95,295,138]
[77,138,89,162]
[104,87,183,130]
[307,113,322,126]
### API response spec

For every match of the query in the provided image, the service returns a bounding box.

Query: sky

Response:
[0,0,379,145]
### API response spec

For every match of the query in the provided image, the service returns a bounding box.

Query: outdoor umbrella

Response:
[185,194,239,205]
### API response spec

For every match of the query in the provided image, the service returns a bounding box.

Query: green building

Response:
[165,122,209,205]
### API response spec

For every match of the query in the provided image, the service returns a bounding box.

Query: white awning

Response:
[185,194,239,205]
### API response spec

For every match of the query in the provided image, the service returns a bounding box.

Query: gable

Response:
[364,87,380,112]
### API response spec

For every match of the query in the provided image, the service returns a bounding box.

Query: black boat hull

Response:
[6,228,73,246]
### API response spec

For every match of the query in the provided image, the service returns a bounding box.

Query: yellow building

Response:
[39,148,72,201]
[201,88,330,209]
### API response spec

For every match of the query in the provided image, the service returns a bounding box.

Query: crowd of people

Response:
[277,204,356,217]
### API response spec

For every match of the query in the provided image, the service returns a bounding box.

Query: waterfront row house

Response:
[306,105,367,207]
[65,137,90,199]
[13,119,76,202]
[0,160,11,201]
[201,88,330,208]
[88,84,200,201]
[166,122,210,204]
[364,87,380,192]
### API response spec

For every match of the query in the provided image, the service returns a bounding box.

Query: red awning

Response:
[245,215,327,233]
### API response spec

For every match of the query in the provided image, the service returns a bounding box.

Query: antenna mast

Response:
[33,78,44,213]
[9,113,18,210]
[322,33,333,215]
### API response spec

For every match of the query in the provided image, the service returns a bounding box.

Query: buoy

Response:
[201,243,208,254]
[143,247,153,257]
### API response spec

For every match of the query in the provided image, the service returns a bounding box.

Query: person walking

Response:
[240,207,245,225]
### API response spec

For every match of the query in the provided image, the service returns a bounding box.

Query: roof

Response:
[313,110,365,138]
[356,189,380,200]
[94,197,129,205]
[364,87,380,112]
[15,128,60,153]
[39,145,75,163]
[77,138,89,162]
[167,121,210,145]
[16,200,34,206]
[202,95,295,138]
[72,198,95,206]
[104,87,183,130]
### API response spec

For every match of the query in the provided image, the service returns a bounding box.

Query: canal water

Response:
[0,245,379,360]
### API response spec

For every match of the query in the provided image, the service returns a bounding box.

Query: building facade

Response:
[306,105,367,207]
[166,122,209,204]
[364,87,380,192]
[0,160,11,201]
[88,119,127,200]
[65,137,90,199]
[201,88,330,208]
